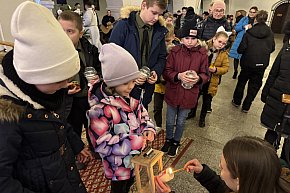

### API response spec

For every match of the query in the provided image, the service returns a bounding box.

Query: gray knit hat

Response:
[99,43,140,87]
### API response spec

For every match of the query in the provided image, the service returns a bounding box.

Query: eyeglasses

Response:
[213,9,225,13]
[249,11,256,14]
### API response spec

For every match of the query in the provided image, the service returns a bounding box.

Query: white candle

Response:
[159,168,174,182]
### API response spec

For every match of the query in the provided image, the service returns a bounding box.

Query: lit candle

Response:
[159,168,174,182]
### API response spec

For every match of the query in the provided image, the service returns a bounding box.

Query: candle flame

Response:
[168,167,173,174]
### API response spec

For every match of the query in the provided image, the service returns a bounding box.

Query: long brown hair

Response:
[223,136,290,193]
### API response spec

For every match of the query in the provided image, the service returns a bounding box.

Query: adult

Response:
[109,0,168,109]
[232,10,275,113]
[261,30,290,164]
[229,6,258,79]
[175,6,187,30]
[83,1,102,50]
[101,10,115,43]
[197,0,230,41]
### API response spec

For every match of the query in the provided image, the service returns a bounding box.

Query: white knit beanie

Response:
[11,1,80,84]
[99,43,140,87]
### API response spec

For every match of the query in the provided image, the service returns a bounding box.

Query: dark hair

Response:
[74,3,80,6]
[58,11,83,32]
[84,1,92,7]
[143,0,168,10]
[250,6,258,11]
[255,10,268,23]
[185,6,195,17]
[177,10,181,13]
[203,11,209,16]
[182,7,187,10]
[223,136,290,193]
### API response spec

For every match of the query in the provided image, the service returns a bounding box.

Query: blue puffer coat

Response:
[229,16,249,59]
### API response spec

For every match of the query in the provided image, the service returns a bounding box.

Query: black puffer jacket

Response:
[261,41,290,132]
[238,22,275,70]
[0,54,86,193]
[197,16,230,41]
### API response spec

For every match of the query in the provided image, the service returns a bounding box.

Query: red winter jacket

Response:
[163,44,209,109]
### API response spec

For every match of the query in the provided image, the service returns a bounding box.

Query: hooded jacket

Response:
[238,22,275,70]
[163,44,209,109]
[261,41,290,133]
[87,80,155,181]
[109,6,168,107]
[0,52,86,193]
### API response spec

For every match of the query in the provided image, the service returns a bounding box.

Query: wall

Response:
[0,0,29,42]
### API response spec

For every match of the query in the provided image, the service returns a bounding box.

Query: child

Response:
[153,23,179,131]
[109,0,168,109]
[87,43,156,193]
[198,29,230,127]
[161,23,209,157]
[0,2,91,193]
[58,11,101,164]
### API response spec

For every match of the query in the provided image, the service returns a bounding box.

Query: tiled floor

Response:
[147,34,285,192]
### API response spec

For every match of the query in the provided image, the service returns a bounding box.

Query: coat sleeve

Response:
[237,34,248,54]
[0,122,35,193]
[235,17,246,33]
[162,50,179,84]
[198,53,210,85]
[215,52,229,75]
[151,38,167,79]
[83,11,92,27]
[109,20,127,47]
[194,164,229,193]
[66,122,85,155]
[261,48,282,103]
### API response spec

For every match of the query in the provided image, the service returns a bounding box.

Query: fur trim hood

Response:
[119,6,166,27]
[0,67,43,122]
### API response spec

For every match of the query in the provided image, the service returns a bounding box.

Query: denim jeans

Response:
[165,104,190,142]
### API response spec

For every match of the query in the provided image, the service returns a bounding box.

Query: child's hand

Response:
[155,176,172,193]
[178,71,197,83]
[77,147,93,164]
[67,82,81,95]
[143,130,155,142]
[209,66,216,73]
[148,71,158,84]
[184,159,203,174]
[136,76,147,85]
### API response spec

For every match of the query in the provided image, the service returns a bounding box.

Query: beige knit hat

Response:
[99,43,140,87]
[11,1,80,84]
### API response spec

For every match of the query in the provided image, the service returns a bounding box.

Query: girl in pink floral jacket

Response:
[87,43,155,193]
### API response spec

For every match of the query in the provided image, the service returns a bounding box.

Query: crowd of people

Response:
[0,0,290,193]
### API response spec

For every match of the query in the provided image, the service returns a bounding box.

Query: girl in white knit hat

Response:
[0,1,92,193]
[87,43,156,193]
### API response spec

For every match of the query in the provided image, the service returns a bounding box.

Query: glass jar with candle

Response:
[181,70,197,89]
[139,66,151,79]
[84,67,98,86]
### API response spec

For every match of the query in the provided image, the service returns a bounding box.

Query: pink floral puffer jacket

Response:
[87,81,156,181]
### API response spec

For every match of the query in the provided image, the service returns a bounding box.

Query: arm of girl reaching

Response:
[139,104,156,142]
[213,52,229,75]
[0,122,35,193]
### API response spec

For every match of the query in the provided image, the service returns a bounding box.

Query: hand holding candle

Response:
[183,159,203,174]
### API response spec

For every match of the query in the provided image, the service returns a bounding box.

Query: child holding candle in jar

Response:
[161,22,209,157]
[87,43,156,193]
[197,27,230,128]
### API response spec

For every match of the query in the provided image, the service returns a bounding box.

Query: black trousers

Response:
[67,96,90,137]
[153,92,165,127]
[190,82,212,119]
[111,177,135,193]
[233,58,239,72]
[233,69,265,110]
